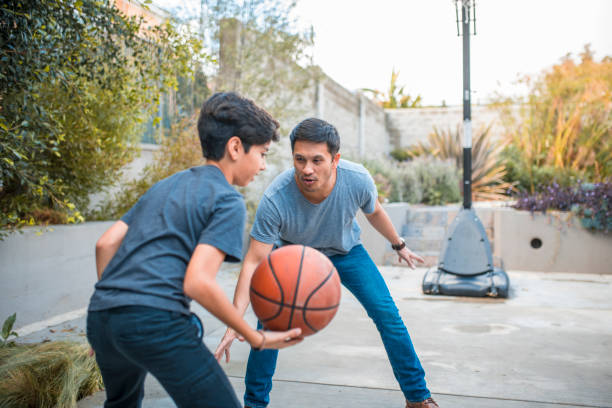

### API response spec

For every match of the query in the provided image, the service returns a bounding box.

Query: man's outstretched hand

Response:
[214,327,303,363]
[215,328,244,363]
[397,247,425,269]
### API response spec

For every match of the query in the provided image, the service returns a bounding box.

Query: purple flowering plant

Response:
[512,181,611,233]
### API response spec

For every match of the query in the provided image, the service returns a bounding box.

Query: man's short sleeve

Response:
[360,172,378,214]
[250,195,282,244]
[198,193,246,263]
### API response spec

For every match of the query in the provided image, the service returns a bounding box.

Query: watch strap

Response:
[391,238,406,251]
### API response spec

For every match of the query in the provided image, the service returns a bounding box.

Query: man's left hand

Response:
[397,247,425,269]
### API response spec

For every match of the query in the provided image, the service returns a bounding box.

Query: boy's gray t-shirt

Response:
[89,165,246,315]
[251,159,377,256]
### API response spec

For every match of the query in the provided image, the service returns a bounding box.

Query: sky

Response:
[291,0,612,106]
[153,0,612,107]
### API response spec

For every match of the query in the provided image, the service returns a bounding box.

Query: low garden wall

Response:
[0,222,113,331]
[494,208,612,274]
[1,205,610,331]
[359,203,612,274]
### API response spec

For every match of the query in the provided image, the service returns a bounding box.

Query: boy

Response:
[215,118,438,408]
[87,92,302,408]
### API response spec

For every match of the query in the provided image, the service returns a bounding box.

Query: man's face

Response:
[235,141,270,187]
[292,140,340,194]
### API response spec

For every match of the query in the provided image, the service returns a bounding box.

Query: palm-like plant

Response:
[362,69,422,108]
[407,125,513,201]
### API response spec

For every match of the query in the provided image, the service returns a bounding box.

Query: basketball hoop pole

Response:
[421,1,509,298]
[460,0,473,209]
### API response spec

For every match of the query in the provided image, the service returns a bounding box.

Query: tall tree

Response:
[169,0,316,127]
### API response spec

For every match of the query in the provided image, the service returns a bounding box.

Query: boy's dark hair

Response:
[197,92,280,160]
[289,118,340,156]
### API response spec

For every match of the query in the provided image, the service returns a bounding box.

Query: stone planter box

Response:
[358,204,611,274]
[493,208,612,274]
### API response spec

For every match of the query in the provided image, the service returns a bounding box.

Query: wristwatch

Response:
[391,237,406,251]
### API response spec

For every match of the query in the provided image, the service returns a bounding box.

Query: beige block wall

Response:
[385,105,514,148]
[363,97,390,158]
[317,75,389,158]
[320,77,361,157]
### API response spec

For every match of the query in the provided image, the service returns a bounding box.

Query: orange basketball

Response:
[250,245,341,337]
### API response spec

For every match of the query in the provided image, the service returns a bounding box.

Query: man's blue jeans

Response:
[244,244,430,407]
[87,306,241,408]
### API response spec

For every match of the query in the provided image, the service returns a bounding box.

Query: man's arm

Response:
[364,200,424,268]
[214,238,273,362]
[184,243,300,351]
[95,221,128,280]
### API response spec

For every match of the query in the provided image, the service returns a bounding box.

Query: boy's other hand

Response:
[214,328,244,363]
[259,328,303,350]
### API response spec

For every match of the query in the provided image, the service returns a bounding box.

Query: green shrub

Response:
[362,157,461,205]
[390,148,411,162]
[500,145,583,190]
[0,0,204,236]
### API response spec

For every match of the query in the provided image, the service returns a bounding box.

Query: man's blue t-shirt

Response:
[251,159,377,257]
[88,165,246,315]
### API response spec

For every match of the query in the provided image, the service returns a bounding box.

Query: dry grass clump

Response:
[0,341,102,408]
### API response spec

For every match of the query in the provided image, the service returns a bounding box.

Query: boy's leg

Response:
[87,310,147,408]
[244,321,279,408]
[106,306,241,408]
[330,245,431,403]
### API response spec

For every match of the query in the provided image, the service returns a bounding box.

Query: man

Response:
[215,118,438,408]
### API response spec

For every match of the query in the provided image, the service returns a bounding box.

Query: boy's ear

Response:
[226,136,243,161]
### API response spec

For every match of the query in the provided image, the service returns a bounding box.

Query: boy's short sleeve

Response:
[120,205,136,225]
[198,193,246,263]
[250,196,281,244]
[360,172,378,214]
[120,185,152,226]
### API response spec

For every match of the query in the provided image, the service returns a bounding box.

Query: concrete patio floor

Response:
[19,266,612,408]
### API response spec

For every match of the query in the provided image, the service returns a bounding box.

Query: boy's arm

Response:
[184,243,300,351]
[214,238,273,362]
[233,238,273,315]
[364,200,424,269]
[95,221,128,280]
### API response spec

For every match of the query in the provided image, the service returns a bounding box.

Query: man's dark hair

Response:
[197,92,280,160]
[289,118,340,156]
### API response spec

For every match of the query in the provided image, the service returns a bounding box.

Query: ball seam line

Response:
[287,245,306,330]
[249,287,340,312]
[302,265,338,334]
[258,252,285,323]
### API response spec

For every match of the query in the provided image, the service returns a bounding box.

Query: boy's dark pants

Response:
[87,306,241,408]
